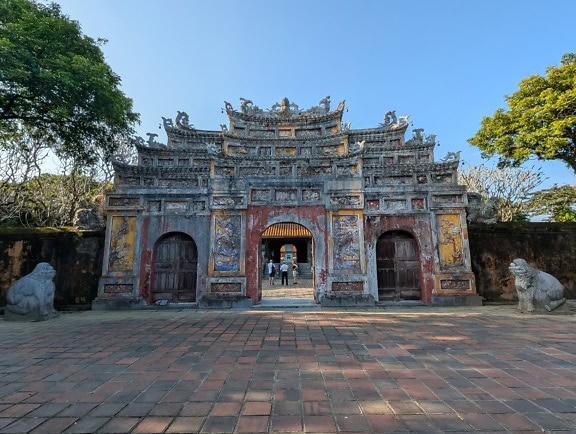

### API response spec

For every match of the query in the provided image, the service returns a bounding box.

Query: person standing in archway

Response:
[267,259,276,285]
[292,259,298,284]
[280,261,289,285]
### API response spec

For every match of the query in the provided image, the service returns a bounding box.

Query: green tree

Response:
[468,53,576,173]
[0,0,139,166]
[528,185,576,222]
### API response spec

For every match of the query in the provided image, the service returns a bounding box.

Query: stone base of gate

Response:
[198,294,253,309]
[92,296,148,311]
[320,293,376,307]
[431,294,483,307]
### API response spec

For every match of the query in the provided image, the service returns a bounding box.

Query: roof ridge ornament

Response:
[379,110,410,130]
[224,96,344,118]
[133,133,166,149]
[441,151,461,162]
[406,128,437,146]
[161,111,195,131]
[175,111,194,130]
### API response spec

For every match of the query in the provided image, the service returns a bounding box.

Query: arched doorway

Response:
[151,232,198,303]
[261,222,314,299]
[376,231,421,302]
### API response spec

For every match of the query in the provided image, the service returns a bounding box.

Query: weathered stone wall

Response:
[468,223,576,301]
[0,229,104,310]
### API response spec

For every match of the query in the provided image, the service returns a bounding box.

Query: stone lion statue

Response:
[509,258,566,313]
[6,263,58,321]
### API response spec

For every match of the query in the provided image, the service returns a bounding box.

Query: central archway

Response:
[260,222,314,299]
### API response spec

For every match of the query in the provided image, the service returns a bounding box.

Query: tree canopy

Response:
[468,53,576,174]
[528,185,576,222]
[458,164,544,222]
[0,0,139,166]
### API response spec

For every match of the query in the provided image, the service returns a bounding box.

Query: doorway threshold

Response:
[253,297,320,310]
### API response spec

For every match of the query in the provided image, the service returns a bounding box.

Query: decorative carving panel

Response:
[297,165,333,176]
[103,284,133,294]
[275,189,297,201]
[251,189,270,202]
[388,176,413,185]
[440,279,470,290]
[399,155,415,164]
[214,166,234,176]
[275,147,297,156]
[158,179,197,187]
[411,198,425,210]
[212,214,241,272]
[296,128,321,137]
[213,196,243,206]
[238,165,276,176]
[109,197,140,207]
[147,201,161,212]
[330,196,361,207]
[367,199,380,210]
[192,201,206,211]
[438,214,465,268]
[302,189,321,202]
[432,195,462,204]
[332,282,364,292]
[165,201,188,211]
[336,165,358,175]
[211,282,242,293]
[384,199,406,210]
[433,174,453,183]
[332,214,362,272]
[108,216,136,271]
[118,177,140,186]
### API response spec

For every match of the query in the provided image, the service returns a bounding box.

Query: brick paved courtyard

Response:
[1,305,576,433]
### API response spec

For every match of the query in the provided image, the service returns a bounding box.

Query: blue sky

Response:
[53,0,576,188]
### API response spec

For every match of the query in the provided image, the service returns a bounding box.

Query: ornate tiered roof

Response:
[112,96,460,189]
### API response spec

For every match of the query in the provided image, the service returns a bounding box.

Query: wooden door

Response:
[152,233,197,302]
[376,231,420,301]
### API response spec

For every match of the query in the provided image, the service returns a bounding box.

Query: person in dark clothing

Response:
[280,261,289,285]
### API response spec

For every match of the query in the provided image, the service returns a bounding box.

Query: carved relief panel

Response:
[437,214,465,269]
[331,214,362,273]
[302,188,321,202]
[108,216,137,271]
[275,189,297,202]
[211,214,242,273]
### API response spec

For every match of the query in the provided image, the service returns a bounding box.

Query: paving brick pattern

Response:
[1,306,576,432]
[262,279,315,299]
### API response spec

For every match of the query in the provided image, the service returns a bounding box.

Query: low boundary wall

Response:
[1,223,574,309]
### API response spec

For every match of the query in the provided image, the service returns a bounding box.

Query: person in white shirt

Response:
[280,262,289,285]
[267,260,276,285]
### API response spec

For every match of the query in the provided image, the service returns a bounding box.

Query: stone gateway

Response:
[94,97,480,309]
